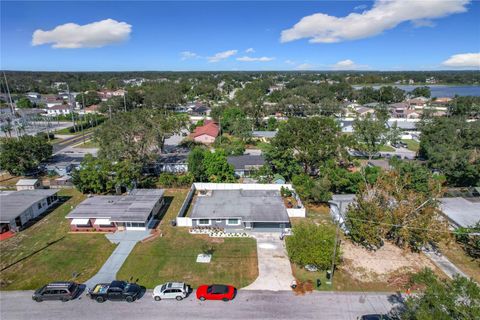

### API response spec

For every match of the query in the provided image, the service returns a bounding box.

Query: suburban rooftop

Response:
[0,189,59,223]
[439,197,480,228]
[190,189,290,223]
[66,189,164,222]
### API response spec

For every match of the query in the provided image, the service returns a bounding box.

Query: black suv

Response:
[32,282,80,302]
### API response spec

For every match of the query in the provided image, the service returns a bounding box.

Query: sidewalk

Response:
[84,230,151,288]
[422,250,468,279]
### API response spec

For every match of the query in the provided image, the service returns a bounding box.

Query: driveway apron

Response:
[243,233,294,291]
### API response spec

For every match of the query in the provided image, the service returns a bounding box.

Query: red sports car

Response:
[196,284,236,301]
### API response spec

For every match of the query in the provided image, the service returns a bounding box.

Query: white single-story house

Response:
[176,183,306,232]
[67,189,165,232]
[0,189,60,232]
[439,197,480,229]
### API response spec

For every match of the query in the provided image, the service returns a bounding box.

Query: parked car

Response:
[32,282,81,302]
[152,282,190,301]
[88,280,142,303]
[196,284,236,301]
[358,314,392,320]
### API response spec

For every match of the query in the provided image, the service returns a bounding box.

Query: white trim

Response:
[197,219,211,226]
[94,218,111,225]
[71,218,89,225]
[215,219,222,223]
[226,218,241,226]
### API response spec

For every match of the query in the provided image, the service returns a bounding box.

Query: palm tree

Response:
[1,123,12,137]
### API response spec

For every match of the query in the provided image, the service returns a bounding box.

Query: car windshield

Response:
[210,285,228,294]
[161,284,167,292]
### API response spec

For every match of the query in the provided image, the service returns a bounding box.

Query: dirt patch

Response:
[293,280,314,295]
[340,240,436,283]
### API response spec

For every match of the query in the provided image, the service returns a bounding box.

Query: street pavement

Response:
[244,233,294,291]
[52,132,94,154]
[0,290,401,320]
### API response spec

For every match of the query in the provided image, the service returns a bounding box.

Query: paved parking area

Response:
[243,233,294,291]
[84,230,151,288]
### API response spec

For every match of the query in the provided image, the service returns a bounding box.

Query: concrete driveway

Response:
[243,233,294,291]
[84,230,151,288]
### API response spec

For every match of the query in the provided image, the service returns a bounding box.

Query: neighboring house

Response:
[176,183,306,232]
[439,197,480,229]
[227,154,265,177]
[67,189,165,232]
[339,119,354,133]
[387,120,419,132]
[187,103,211,116]
[190,120,219,144]
[16,179,41,191]
[84,104,101,114]
[46,154,83,176]
[156,153,189,173]
[355,107,375,117]
[329,194,355,232]
[47,104,71,115]
[251,131,277,142]
[0,189,59,233]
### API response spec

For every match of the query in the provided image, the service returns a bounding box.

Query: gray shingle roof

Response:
[66,189,164,222]
[0,189,59,223]
[227,155,265,171]
[190,189,289,223]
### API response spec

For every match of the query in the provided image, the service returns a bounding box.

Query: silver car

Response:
[152,282,190,301]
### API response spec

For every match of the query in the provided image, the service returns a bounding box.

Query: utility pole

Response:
[66,83,76,132]
[123,92,127,112]
[328,221,340,287]
[2,72,15,115]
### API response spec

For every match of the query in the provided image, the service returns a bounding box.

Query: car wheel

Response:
[126,296,134,303]
[34,297,43,303]
[96,297,105,303]
[154,296,161,301]
[175,296,183,301]
[61,297,69,302]
[222,298,229,302]
[199,296,206,301]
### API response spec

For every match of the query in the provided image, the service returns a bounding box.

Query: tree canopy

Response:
[0,136,52,175]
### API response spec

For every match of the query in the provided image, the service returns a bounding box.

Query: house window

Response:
[37,203,42,209]
[226,219,241,226]
[128,222,145,228]
[198,219,210,226]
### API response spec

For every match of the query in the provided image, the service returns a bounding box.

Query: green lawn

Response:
[402,139,420,152]
[118,189,259,289]
[0,189,116,290]
[73,139,99,148]
[379,145,395,152]
[291,264,333,291]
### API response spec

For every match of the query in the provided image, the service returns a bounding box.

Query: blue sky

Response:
[1,1,479,71]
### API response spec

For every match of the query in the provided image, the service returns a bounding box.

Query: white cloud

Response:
[295,63,315,70]
[245,48,255,53]
[331,59,368,70]
[281,0,469,43]
[354,4,368,11]
[284,59,296,65]
[207,50,238,62]
[237,56,275,62]
[180,51,199,60]
[442,53,480,68]
[32,18,131,48]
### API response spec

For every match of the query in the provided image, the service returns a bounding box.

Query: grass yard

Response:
[402,139,420,152]
[118,189,258,289]
[0,189,116,290]
[291,264,333,291]
[379,145,395,152]
[73,139,99,148]
[439,242,480,283]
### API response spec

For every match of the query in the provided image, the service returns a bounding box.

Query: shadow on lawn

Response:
[18,195,72,232]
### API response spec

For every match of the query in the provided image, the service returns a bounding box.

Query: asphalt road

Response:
[52,132,94,154]
[0,290,401,320]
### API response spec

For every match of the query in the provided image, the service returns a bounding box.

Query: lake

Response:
[352,85,480,98]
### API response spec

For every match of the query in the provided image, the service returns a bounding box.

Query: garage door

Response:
[252,222,284,232]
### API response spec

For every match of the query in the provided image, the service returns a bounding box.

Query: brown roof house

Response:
[190,120,220,145]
